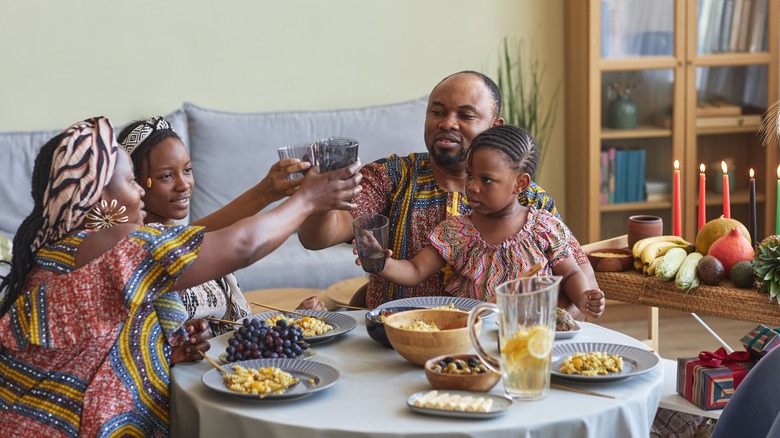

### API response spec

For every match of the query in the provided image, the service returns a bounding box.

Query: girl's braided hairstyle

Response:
[467,124,538,178]
[0,133,65,316]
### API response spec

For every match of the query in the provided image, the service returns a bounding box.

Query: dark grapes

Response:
[223,318,310,361]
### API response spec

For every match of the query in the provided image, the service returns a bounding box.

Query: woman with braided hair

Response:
[0,117,361,436]
[117,116,325,337]
[370,125,605,318]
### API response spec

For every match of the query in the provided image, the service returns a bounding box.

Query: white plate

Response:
[377,296,483,312]
[218,348,316,364]
[551,342,660,382]
[244,310,357,344]
[555,321,582,340]
[202,358,339,401]
[406,390,511,419]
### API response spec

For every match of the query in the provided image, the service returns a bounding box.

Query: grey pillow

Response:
[184,96,428,220]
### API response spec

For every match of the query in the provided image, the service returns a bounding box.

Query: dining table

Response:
[170,311,664,438]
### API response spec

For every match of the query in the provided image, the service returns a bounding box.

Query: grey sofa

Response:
[0,96,429,292]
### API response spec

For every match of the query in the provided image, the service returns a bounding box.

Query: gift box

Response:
[740,324,780,359]
[677,348,756,410]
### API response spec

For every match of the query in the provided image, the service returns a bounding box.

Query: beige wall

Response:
[0,0,567,210]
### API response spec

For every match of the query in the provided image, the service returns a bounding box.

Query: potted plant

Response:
[497,37,561,181]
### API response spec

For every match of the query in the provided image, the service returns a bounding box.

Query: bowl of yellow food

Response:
[383,309,481,366]
[586,248,633,272]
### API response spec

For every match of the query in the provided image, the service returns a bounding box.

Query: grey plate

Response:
[202,358,339,401]
[377,296,483,312]
[555,321,582,340]
[245,310,358,344]
[551,342,660,382]
[407,390,511,419]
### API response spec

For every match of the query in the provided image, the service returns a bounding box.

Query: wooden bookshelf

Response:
[564,0,779,244]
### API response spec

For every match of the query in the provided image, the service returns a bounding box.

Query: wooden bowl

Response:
[587,248,633,272]
[424,354,501,392]
[384,309,482,366]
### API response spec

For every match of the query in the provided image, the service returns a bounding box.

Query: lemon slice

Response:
[526,328,553,359]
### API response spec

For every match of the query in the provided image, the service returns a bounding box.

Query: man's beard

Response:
[430,147,467,168]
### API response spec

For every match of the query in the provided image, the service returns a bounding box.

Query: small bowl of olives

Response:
[424,354,501,392]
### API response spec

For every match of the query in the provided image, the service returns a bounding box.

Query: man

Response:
[299,71,599,319]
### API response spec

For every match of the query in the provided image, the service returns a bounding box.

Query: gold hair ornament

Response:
[84,199,129,229]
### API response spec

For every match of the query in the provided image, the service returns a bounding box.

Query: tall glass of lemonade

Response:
[468,276,560,401]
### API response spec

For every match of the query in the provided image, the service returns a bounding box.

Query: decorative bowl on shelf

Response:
[384,309,481,366]
[587,248,633,272]
[424,354,501,392]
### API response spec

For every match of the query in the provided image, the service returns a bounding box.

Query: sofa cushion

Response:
[183,96,429,221]
[0,110,187,240]
[184,97,428,291]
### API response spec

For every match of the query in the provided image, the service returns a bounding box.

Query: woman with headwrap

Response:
[116,117,325,336]
[0,117,361,437]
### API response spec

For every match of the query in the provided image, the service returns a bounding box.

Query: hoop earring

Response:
[84,199,129,230]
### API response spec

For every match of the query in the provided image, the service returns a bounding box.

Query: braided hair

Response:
[116,118,181,185]
[0,133,64,316]
[467,124,538,179]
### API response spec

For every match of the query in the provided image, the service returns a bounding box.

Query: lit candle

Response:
[722,161,730,219]
[673,160,681,237]
[749,169,756,249]
[698,163,706,231]
[776,165,780,235]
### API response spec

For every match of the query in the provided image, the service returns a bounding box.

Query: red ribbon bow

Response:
[697,347,753,389]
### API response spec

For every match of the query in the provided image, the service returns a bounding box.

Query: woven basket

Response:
[596,271,780,326]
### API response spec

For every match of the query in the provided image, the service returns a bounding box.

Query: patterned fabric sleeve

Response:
[533,209,572,268]
[353,158,396,219]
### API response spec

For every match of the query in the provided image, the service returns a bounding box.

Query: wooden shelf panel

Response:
[601,124,672,140]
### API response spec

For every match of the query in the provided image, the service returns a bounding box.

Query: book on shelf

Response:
[748,0,768,52]
[645,179,671,203]
[615,149,628,203]
[720,0,735,52]
[697,99,741,117]
[608,147,616,204]
[696,114,762,128]
[736,0,753,52]
[600,151,610,205]
[709,0,726,53]
[601,147,647,205]
[728,0,744,52]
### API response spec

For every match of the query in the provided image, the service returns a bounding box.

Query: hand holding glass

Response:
[316,137,359,172]
[277,143,316,180]
[353,214,389,273]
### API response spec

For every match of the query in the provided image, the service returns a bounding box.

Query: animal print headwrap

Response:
[120,116,173,156]
[31,117,118,254]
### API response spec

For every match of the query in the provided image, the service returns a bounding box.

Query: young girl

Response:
[371,125,604,318]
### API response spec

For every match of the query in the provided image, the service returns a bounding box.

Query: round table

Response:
[171,313,663,437]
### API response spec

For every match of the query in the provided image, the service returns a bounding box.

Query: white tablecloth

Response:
[171,312,663,437]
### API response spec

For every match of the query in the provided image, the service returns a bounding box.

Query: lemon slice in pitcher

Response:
[526,327,553,359]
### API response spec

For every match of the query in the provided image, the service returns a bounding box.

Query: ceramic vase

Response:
[608,94,639,129]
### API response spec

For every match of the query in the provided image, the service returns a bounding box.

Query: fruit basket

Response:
[595,270,780,326]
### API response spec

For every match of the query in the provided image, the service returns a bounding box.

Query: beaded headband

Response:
[121,116,174,157]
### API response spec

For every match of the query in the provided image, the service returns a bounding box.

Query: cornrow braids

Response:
[117,119,181,185]
[0,133,63,317]
[467,124,538,179]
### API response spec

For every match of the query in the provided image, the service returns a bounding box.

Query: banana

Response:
[634,259,644,272]
[632,235,693,260]
[640,241,694,266]
[645,255,664,277]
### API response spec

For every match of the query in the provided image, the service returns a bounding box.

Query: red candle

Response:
[749,168,756,249]
[722,161,730,218]
[673,160,681,237]
[698,163,706,231]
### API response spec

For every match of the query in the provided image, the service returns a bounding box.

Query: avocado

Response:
[697,255,725,286]
[730,260,756,289]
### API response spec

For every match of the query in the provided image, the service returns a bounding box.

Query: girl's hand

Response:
[171,319,213,365]
[581,289,605,318]
[257,158,313,202]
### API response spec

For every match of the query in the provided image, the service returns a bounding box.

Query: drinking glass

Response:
[315,137,359,172]
[277,143,316,180]
[468,276,561,401]
[352,214,389,273]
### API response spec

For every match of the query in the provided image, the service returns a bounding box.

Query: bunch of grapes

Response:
[224,317,309,362]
